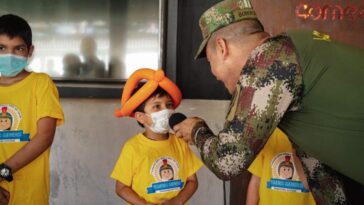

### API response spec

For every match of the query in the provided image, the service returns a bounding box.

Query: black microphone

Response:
[169,113,187,129]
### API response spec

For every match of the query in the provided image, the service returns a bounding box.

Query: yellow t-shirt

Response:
[0,72,64,205]
[111,133,203,205]
[248,128,316,205]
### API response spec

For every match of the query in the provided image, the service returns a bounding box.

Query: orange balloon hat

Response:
[115,68,182,117]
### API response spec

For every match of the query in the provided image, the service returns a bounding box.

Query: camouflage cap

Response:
[195,0,258,59]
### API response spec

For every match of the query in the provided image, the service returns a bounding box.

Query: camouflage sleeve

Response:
[192,36,303,180]
[293,143,347,205]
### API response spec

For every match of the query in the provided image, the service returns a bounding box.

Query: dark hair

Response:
[132,84,170,127]
[0,14,32,49]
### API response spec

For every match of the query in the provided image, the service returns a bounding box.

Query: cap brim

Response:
[194,35,210,60]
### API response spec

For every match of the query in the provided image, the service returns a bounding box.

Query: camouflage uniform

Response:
[191,1,364,204]
[193,33,348,204]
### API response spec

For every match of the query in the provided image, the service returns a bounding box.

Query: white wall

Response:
[50,98,230,205]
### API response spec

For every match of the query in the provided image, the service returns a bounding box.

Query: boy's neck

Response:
[144,129,169,141]
[0,70,30,86]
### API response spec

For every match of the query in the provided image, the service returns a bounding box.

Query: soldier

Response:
[173,0,364,204]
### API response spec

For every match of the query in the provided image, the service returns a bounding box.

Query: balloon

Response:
[115,68,182,117]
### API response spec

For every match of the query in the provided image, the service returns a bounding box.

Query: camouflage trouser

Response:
[294,144,348,205]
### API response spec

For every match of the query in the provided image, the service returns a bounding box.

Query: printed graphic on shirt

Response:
[147,157,184,194]
[0,105,29,142]
[267,152,309,192]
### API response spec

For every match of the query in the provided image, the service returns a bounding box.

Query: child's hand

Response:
[0,186,10,205]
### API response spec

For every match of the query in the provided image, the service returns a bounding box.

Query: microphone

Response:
[169,113,187,129]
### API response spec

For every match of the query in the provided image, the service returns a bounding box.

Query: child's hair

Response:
[132,83,170,127]
[0,14,32,49]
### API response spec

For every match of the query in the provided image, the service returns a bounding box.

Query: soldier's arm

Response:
[192,86,295,179]
[192,40,303,180]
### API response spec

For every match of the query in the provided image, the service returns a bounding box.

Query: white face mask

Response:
[147,109,174,134]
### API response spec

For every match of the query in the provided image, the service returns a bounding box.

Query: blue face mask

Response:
[0,54,28,77]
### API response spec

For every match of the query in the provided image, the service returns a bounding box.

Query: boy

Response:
[111,68,202,205]
[246,128,316,205]
[0,14,64,205]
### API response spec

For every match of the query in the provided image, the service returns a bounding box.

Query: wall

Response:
[176,0,231,100]
[50,98,230,205]
[252,0,364,48]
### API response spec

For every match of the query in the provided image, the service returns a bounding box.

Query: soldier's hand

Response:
[173,117,204,145]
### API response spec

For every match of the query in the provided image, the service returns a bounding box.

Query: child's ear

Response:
[134,112,147,125]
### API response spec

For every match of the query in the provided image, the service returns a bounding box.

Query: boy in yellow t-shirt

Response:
[111,69,203,205]
[0,14,64,205]
[246,128,316,205]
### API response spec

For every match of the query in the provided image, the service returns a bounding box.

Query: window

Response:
[0,0,163,83]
